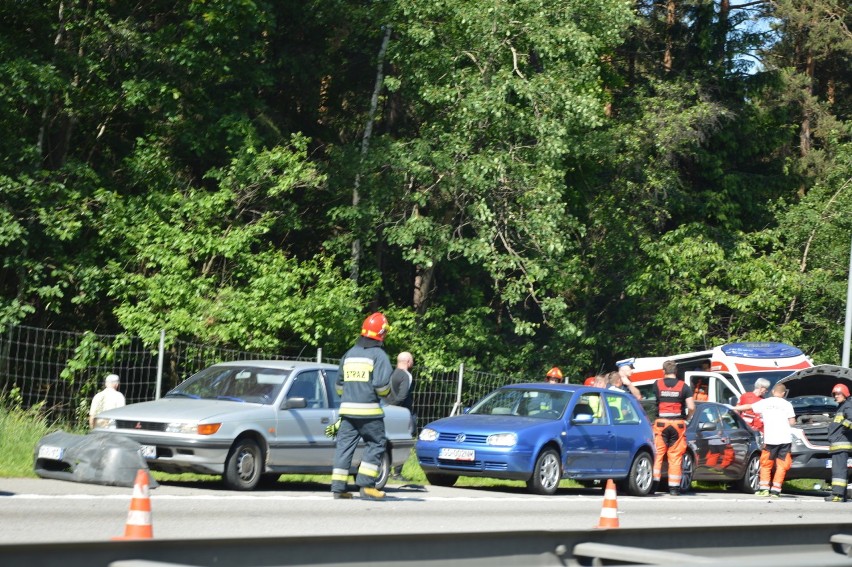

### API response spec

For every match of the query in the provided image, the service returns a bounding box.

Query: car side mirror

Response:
[572,413,594,424]
[284,397,307,409]
[699,421,717,431]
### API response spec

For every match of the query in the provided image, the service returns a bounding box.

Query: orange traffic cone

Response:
[113,469,153,540]
[595,479,620,529]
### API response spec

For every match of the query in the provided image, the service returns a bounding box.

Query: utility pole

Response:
[843,232,852,367]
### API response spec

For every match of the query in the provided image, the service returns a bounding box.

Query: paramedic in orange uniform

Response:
[652,360,695,495]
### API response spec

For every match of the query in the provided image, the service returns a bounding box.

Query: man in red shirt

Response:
[738,379,770,433]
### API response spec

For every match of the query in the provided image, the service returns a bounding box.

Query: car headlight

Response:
[419,428,438,441]
[164,422,221,435]
[92,417,115,430]
[487,433,517,447]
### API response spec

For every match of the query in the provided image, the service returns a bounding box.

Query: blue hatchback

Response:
[416,383,655,495]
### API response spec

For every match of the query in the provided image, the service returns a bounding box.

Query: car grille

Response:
[437,432,489,444]
[115,420,168,432]
[800,425,830,446]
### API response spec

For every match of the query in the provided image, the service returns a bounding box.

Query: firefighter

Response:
[733,383,795,497]
[826,383,852,502]
[545,367,563,384]
[652,360,695,495]
[328,312,393,500]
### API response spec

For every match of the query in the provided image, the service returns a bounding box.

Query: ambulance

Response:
[627,342,813,408]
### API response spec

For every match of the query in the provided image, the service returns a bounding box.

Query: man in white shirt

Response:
[733,383,795,497]
[89,373,126,428]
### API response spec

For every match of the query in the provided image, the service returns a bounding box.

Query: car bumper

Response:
[95,430,232,475]
[415,443,534,480]
[788,448,852,481]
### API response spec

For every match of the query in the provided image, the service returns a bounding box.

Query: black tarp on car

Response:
[34,430,158,488]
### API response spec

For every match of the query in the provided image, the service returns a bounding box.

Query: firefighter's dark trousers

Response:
[331,416,386,493]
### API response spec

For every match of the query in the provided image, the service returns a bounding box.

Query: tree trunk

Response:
[663,0,676,73]
[799,51,814,160]
[413,261,434,316]
[350,25,392,283]
[714,0,730,71]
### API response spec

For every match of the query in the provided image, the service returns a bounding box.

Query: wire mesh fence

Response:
[0,324,536,428]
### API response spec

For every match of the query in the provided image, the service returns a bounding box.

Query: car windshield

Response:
[165,366,291,404]
[469,387,572,419]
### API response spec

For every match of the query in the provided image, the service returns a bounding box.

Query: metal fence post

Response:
[155,329,165,400]
[317,347,322,364]
[450,362,464,416]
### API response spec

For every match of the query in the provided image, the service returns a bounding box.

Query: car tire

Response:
[625,451,654,496]
[223,438,263,491]
[374,450,391,490]
[425,472,458,487]
[736,452,760,493]
[526,448,561,495]
[679,451,695,493]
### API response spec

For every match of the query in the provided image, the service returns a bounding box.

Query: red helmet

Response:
[546,367,563,380]
[360,312,389,341]
[832,383,850,397]
[584,376,596,386]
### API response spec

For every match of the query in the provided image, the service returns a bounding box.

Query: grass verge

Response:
[1,407,831,496]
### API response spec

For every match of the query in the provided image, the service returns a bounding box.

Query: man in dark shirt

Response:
[386,351,415,481]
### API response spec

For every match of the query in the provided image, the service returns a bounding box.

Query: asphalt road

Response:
[1,477,849,544]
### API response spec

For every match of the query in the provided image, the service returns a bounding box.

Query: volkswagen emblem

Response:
[455,433,466,443]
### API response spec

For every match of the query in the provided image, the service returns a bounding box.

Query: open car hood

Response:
[777,364,852,398]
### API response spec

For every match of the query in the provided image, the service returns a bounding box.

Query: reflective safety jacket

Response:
[336,337,392,418]
[828,397,852,452]
[654,378,689,418]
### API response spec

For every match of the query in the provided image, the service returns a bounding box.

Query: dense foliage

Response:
[1,0,849,379]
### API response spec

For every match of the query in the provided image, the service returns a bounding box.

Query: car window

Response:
[695,405,720,428]
[719,408,745,431]
[470,388,572,418]
[322,369,340,408]
[287,371,327,409]
[166,366,289,404]
[605,393,641,424]
[576,393,608,424]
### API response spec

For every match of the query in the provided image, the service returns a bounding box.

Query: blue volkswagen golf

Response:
[416,383,655,495]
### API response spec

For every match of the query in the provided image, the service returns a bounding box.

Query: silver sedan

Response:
[92,360,414,490]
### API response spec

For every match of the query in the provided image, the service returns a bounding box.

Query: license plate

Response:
[140,445,157,459]
[37,445,63,460]
[825,459,852,468]
[439,448,475,461]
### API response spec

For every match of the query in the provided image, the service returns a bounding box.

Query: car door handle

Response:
[321,418,330,424]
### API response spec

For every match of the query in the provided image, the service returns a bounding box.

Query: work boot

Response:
[669,487,680,496]
[756,489,770,497]
[770,491,781,498]
[332,491,353,500]
[360,487,386,501]
[825,495,846,502]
